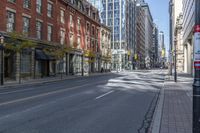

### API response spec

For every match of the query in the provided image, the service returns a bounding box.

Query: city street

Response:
[0,70,165,133]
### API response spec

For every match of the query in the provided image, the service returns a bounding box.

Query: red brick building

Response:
[0,0,101,81]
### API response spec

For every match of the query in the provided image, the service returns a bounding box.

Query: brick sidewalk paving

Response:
[160,75,192,133]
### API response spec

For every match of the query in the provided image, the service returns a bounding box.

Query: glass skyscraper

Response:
[87,0,136,70]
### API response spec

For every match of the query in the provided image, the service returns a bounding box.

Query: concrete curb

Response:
[149,74,168,133]
[0,72,112,89]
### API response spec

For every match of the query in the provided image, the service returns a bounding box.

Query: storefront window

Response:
[21,50,31,74]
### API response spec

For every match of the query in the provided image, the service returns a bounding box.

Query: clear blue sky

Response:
[145,0,169,52]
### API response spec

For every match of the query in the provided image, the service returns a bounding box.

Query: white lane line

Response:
[0,88,35,95]
[0,80,90,95]
[0,80,107,107]
[95,90,114,100]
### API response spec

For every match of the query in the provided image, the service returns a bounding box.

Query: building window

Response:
[23,0,31,9]
[92,13,96,20]
[96,29,99,38]
[87,37,90,49]
[60,29,65,45]
[60,10,65,24]
[86,23,90,35]
[96,41,99,52]
[78,1,81,9]
[21,50,31,73]
[36,21,42,39]
[36,0,42,14]
[8,0,16,3]
[69,33,73,46]
[70,14,73,27]
[77,18,81,34]
[22,17,30,35]
[92,26,95,35]
[47,25,53,41]
[47,3,53,18]
[6,11,15,32]
[77,36,81,49]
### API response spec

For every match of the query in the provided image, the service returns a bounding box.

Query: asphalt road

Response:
[0,70,165,133]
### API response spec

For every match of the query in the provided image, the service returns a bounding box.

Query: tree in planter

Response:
[5,32,36,84]
[44,45,69,79]
[83,49,96,74]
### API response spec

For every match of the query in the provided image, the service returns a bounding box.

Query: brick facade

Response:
[0,0,101,80]
[0,0,101,49]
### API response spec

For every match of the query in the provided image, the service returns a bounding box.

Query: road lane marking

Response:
[95,90,114,100]
[0,80,90,95]
[0,80,107,107]
[0,88,36,95]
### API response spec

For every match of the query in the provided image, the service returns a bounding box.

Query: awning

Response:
[35,49,55,61]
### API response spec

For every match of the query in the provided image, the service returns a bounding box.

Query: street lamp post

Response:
[174,37,177,82]
[81,51,84,76]
[0,34,4,86]
[193,0,200,132]
[169,0,173,75]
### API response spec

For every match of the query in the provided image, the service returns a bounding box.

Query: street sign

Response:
[194,61,200,69]
[194,26,200,62]
[112,50,126,55]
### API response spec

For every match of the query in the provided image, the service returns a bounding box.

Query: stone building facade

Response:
[100,24,111,72]
[174,14,184,72]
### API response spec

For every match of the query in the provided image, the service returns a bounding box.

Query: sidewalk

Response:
[1,72,112,89]
[151,73,192,133]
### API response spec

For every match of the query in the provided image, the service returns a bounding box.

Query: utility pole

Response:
[174,37,177,82]
[169,0,173,75]
[0,33,4,86]
[193,0,200,132]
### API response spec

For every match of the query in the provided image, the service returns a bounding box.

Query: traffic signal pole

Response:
[193,0,200,132]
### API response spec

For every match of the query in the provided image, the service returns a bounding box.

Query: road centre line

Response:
[0,80,107,107]
[95,90,114,100]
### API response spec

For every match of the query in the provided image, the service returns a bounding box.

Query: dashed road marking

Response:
[0,80,107,107]
[95,90,114,100]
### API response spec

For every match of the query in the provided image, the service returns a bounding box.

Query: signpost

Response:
[0,34,4,85]
[193,0,200,132]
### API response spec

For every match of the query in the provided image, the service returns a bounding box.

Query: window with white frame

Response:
[47,3,53,18]
[77,36,81,49]
[70,14,73,27]
[96,41,99,52]
[96,29,99,38]
[21,50,31,73]
[6,11,15,32]
[36,0,42,14]
[87,37,90,49]
[23,0,31,9]
[60,29,65,45]
[60,10,65,24]
[22,17,30,35]
[36,21,42,39]
[69,33,73,46]
[77,18,81,34]
[47,25,53,41]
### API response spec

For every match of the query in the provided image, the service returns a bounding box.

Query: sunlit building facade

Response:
[182,0,194,75]
[152,24,159,67]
